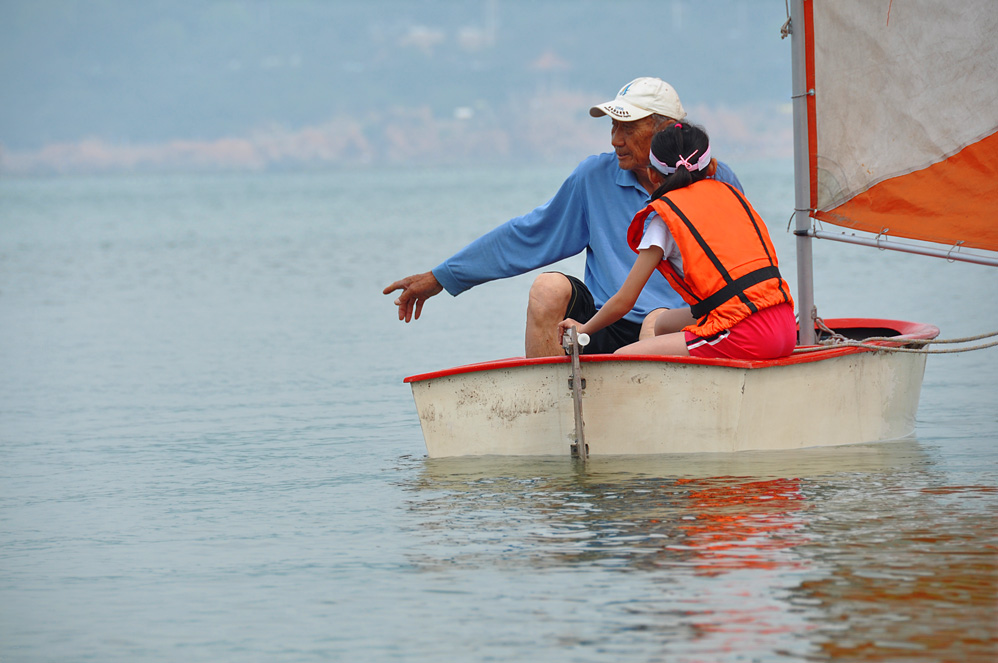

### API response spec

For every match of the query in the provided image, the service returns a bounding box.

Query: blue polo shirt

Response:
[432,152,743,323]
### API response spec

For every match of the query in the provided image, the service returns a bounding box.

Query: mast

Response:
[790,0,816,345]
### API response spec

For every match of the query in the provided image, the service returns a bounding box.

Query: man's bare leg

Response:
[640,308,668,340]
[525,273,573,358]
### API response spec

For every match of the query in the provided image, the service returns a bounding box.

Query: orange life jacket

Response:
[627,179,793,337]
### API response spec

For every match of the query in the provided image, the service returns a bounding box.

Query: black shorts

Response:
[559,274,643,355]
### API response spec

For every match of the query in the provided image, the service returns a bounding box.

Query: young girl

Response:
[559,122,796,359]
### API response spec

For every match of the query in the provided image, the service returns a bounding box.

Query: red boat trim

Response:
[404,318,939,384]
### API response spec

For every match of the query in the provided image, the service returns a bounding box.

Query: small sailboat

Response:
[404,0,998,458]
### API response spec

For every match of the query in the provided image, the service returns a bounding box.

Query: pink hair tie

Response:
[648,145,712,175]
[674,149,700,171]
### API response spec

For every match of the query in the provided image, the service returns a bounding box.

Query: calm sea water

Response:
[1,163,996,662]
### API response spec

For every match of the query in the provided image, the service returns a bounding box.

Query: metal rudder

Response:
[562,327,590,459]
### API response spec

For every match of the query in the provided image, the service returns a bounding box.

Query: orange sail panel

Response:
[815,131,998,252]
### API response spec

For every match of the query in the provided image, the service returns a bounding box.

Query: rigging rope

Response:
[792,320,998,355]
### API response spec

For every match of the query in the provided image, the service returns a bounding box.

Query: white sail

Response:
[805,0,998,251]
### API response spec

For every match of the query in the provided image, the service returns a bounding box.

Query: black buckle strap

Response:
[689,266,782,320]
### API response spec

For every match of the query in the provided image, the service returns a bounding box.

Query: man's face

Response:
[610,116,673,173]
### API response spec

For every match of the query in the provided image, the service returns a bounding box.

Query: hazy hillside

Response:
[0,0,794,172]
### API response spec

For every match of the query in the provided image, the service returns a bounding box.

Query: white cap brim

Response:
[588,100,654,121]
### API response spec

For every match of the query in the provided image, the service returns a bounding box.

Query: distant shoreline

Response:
[0,101,793,176]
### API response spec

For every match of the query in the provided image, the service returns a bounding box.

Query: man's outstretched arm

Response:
[383,271,443,323]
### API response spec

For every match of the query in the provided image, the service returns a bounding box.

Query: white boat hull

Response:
[406,319,938,458]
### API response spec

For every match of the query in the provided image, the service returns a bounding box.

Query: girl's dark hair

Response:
[648,122,711,200]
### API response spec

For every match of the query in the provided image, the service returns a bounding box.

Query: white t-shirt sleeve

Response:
[637,212,684,278]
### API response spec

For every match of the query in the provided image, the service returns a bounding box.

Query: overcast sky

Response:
[0,0,794,173]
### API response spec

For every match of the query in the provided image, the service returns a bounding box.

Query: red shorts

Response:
[685,303,796,360]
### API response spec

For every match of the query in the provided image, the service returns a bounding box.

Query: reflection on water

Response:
[793,481,998,661]
[671,476,807,576]
[404,441,998,661]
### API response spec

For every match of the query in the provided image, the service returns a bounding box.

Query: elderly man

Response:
[384,77,742,357]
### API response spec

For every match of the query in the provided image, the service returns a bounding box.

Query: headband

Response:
[649,144,712,176]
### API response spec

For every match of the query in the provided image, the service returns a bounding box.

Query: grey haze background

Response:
[0,0,793,173]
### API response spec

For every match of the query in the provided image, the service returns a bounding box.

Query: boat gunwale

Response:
[404,318,939,384]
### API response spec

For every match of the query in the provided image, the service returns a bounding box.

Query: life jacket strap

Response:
[689,266,783,320]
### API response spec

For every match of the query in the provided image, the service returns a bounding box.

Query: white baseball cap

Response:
[589,77,687,122]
